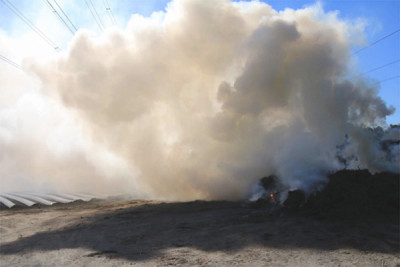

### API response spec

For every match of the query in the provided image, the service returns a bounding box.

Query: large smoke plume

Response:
[1,0,398,200]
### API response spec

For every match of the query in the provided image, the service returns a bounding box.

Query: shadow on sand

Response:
[0,198,398,262]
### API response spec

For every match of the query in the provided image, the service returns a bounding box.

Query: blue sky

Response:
[0,0,399,124]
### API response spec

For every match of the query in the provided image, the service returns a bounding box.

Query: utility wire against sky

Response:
[378,75,400,84]
[84,0,104,32]
[103,0,117,26]
[353,28,400,55]
[53,0,78,32]
[89,0,105,29]
[0,54,22,70]
[44,0,75,35]
[349,29,400,85]
[350,59,400,79]
[90,0,105,29]
[0,1,398,80]
[359,59,400,77]
[0,0,59,51]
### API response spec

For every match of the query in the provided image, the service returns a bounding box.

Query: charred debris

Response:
[251,169,399,222]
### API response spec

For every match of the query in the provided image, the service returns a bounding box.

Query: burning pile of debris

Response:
[248,175,282,209]
[254,170,399,221]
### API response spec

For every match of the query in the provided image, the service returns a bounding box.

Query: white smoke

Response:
[0,0,397,200]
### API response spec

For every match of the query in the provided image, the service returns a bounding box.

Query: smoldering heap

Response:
[253,167,399,219]
[1,0,398,200]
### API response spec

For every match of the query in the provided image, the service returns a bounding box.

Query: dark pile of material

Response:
[284,170,399,221]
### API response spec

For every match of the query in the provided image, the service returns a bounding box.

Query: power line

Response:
[348,60,400,85]
[0,0,59,51]
[103,0,117,26]
[353,29,400,55]
[84,0,104,32]
[53,0,78,32]
[89,0,105,29]
[0,54,22,70]
[378,75,400,84]
[354,59,400,77]
[44,0,75,35]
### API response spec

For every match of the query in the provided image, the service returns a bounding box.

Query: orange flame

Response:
[270,193,275,202]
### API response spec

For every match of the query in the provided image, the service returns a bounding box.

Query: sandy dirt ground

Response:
[0,199,399,266]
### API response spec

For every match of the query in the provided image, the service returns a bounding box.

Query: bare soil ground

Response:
[0,198,399,266]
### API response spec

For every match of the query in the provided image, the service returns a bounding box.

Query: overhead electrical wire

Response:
[103,0,117,26]
[350,59,400,79]
[359,59,400,76]
[89,0,105,29]
[44,0,75,35]
[0,54,22,70]
[84,0,104,32]
[0,0,59,51]
[53,0,78,32]
[378,75,400,84]
[353,28,400,55]
[1,1,397,85]
[349,29,400,87]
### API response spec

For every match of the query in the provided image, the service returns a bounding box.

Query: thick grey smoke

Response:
[1,0,398,200]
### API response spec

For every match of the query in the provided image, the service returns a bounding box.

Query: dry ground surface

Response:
[0,198,399,266]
